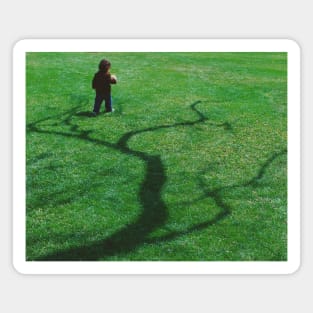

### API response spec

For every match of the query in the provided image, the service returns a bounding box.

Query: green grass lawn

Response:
[26,52,287,261]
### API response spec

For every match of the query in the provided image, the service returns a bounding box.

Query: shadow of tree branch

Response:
[146,149,287,246]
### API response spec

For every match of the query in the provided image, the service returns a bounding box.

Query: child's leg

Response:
[93,94,104,113]
[104,95,113,112]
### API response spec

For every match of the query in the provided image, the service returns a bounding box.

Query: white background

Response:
[1,0,311,312]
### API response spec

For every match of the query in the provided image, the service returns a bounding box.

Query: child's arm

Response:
[110,75,117,84]
[92,74,97,89]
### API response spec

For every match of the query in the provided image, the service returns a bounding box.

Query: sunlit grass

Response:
[26,52,287,261]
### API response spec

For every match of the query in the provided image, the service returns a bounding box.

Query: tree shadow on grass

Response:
[27,100,285,261]
[31,101,209,260]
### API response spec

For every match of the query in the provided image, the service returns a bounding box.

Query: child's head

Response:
[98,59,111,72]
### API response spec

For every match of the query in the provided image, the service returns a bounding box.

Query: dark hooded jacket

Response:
[92,70,112,96]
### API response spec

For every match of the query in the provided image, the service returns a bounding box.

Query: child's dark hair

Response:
[98,59,111,72]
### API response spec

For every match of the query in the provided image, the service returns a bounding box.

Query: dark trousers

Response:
[93,93,112,113]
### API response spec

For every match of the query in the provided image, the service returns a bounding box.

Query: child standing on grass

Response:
[92,59,117,116]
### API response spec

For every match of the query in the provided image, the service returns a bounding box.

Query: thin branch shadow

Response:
[146,149,287,245]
